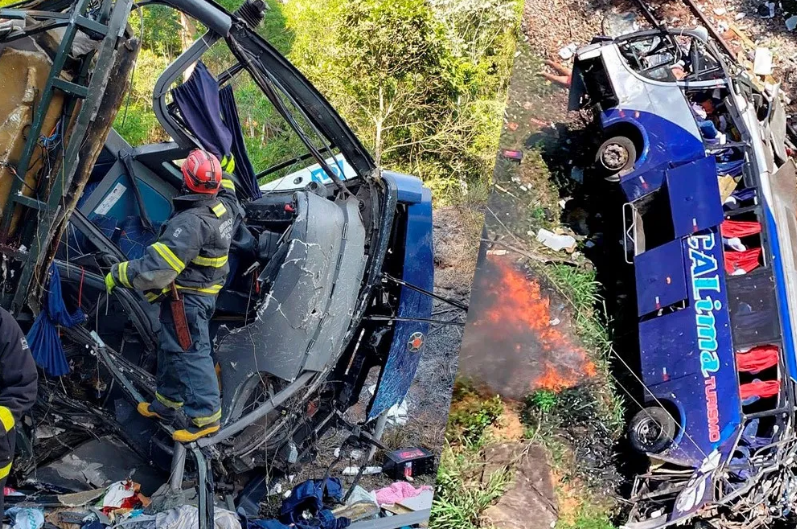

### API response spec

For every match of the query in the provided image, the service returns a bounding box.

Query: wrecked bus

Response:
[570,28,797,528]
[0,0,438,520]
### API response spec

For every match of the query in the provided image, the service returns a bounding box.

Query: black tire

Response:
[596,136,637,182]
[628,406,677,454]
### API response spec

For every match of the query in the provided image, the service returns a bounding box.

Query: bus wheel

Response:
[628,406,676,454]
[596,136,636,182]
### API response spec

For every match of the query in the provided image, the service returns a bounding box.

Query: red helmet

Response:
[182,149,221,194]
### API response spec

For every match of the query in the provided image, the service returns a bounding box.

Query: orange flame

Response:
[470,254,596,393]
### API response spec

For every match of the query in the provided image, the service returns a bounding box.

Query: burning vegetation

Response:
[458,252,596,398]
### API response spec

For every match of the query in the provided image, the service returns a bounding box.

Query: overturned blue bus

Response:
[570,28,797,528]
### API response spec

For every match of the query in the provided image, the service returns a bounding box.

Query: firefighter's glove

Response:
[105,272,117,295]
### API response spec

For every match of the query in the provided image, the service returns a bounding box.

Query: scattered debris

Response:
[758,2,776,18]
[382,447,435,479]
[507,121,520,131]
[374,482,433,507]
[486,249,509,256]
[333,448,363,460]
[735,12,746,20]
[536,229,577,253]
[753,48,774,76]
[549,317,561,326]
[342,466,382,476]
[787,15,797,30]
[156,505,241,529]
[602,12,639,37]
[367,385,409,426]
[558,43,577,60]
[502,149,524,161]
[569,166,584,184]
[6,507,45,529]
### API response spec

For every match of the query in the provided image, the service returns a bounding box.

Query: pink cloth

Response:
[375,482,432,506]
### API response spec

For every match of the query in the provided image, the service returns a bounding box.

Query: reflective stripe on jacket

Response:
[111,193,234,296]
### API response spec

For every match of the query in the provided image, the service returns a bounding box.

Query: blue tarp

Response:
[26,265,86,376]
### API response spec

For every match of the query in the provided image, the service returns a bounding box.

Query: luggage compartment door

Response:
[666,156,724,238]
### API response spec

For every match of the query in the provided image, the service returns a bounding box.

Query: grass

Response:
[431,384,514,529]
[447,395,504,446]
[558,509,616,529]
[535,263,625,435]
[432,441,513,529]
[528,389,558,414]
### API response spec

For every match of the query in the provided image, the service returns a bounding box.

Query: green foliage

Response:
[557,510,616,529]
[528,389,558,414]
[431,442,512,529]
[111,0,521,200]
[447,394,503,445]
[114,48,172,145]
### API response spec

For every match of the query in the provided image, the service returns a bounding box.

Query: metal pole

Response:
[169,442,187,492]
[367,411,389,461]
[680,0,736,57]
[347,509,431,529]
[343,410,390,502]
[198,371,315,447]
[192,447,212,529]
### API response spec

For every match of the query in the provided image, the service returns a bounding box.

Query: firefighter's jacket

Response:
[219,176,244,230]
[110,193,234,298]
[218,176,257,258]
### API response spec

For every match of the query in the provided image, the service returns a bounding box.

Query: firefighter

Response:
[0,307,38,515]
[217,155,245,237]
[104,149,234,443]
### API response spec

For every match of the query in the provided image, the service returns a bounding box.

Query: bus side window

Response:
[632,189,676,255]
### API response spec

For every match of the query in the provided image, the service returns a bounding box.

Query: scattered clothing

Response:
[5,507,45,529]
[280,479,343,525]
[156,505,240,529]
[102,481,137,512]
[374,482,433,507]
[26,264,82,377]
[100,480,149,522]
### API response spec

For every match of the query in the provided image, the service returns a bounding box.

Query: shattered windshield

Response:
[204,41,347,184]
[618,32,726,83]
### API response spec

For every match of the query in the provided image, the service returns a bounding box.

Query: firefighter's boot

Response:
[137,401,178,424]
[172,420,220,443]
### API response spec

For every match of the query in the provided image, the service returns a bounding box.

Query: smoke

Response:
[457,252,596,400]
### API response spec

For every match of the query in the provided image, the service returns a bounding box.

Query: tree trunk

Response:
[180,13,197,81]
[374,86,384,167]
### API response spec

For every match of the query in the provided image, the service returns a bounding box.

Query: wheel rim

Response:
[601,143,630,171]
[634,416,664,450]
